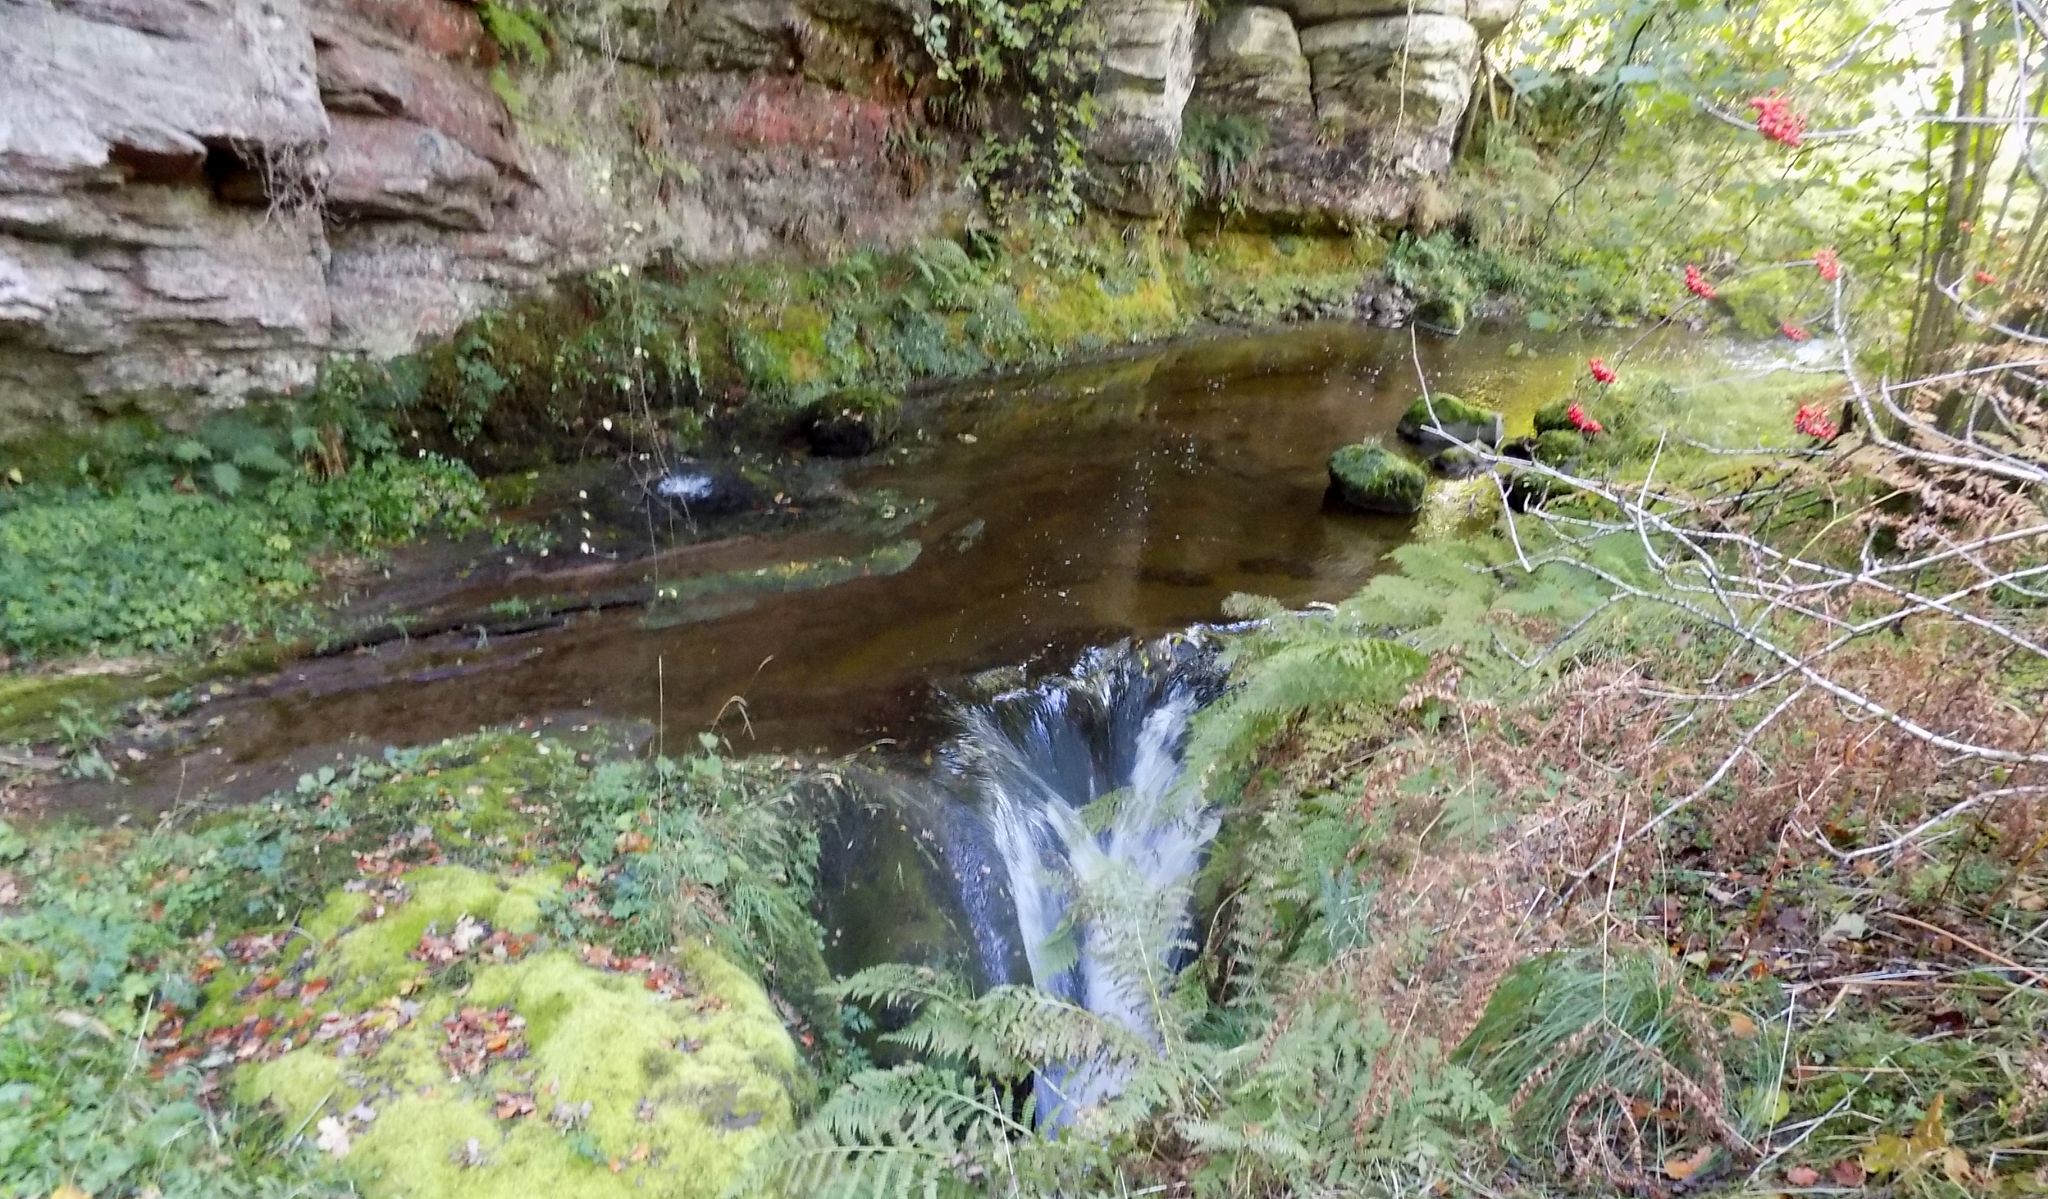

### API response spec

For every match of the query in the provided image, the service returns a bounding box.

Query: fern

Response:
[478,0,550,66]
[1181,635,1427,799]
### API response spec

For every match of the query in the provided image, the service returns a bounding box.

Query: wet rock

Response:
[649,465,765,517]
[801,387,903,457]
[1396,393,1503,452]
[1429,446,1484,478]
[1416,293,1468,334]
[1196,7,1313,115]
[1327,439,1426,515]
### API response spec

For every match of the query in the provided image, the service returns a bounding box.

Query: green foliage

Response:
[1177,109,1269,216]
[1182,630,1426,800]
[0,979,345,1198]
[0,456,483,658]
[478,0,552,66]
[552,742,839,1039]
[913,0,1101,221]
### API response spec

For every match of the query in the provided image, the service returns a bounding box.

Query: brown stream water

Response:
[64,320,1679,814]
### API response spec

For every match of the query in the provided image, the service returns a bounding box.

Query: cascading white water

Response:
[938,636,1225,1127]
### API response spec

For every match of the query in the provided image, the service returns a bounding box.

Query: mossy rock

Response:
[1327,441,1427,516]
[198,863,565,1029]
[1429,447,1485,479]
[1531,429,1587,466]
[1415,294,1469,334]
[1532,401,1576,435]
[1397,393,1503,452]
[236,866,799,1199]
[801,387,903,457]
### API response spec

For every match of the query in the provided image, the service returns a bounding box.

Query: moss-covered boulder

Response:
[1429,446,1484,479]
[1327,441,1427,515]
[233,864,799,1199]
[1532,401,1576,435]
[1531,429,1586,466]
[1396,393,1503,452]
[801,387,903,457]
[1415,293,1469,334]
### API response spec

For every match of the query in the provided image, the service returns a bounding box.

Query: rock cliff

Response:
[0,0,1512,434]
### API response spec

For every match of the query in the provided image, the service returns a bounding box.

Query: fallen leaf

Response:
[1830,1159,1866,1186]
[1663,1145,1713,1180]
[1823,911,1869,943]
[1783,1165,1819,1186]
[315,1115,351,1158]
[1727,1012,1760,1039]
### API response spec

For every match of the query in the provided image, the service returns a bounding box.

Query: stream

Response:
[72,321,1629,813]
[50,321,1725,1105]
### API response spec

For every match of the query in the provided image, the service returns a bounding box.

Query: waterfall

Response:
[936,634,1227,1127]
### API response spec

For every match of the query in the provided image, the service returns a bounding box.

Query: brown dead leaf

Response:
[1830,1159,1866,1186]
[1727,1012,1760,1039]
[1663,1144,1713,1181]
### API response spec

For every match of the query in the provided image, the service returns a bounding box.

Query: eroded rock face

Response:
[0,0,1504,433]
[1299,14,1479,149]
[1088,0,1203,214]
[1197,7,1314,115]
[0,0,967,434]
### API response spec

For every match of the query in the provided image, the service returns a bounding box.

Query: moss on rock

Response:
[1532,401,1576,435]
[1327,441,1427,515]
[1397,393,1503,451]
[801,386,903,457]
[236,865,799,1199]
[1532,429,1587,466]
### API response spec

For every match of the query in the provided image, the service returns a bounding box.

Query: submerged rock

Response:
[801,387,903,457]
[1327,440,1427,514]
[1396,393,1503,452]
[236,864,798,1199]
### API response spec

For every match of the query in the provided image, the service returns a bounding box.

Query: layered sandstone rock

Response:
[0,0,960,433]
[0,0,1512,432]
[1197,7,1314,115]
[1088,0,1203,214]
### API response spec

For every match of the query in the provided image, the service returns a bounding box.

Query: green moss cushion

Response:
[235,865,798,1199]
[1327,441,1427,515]
[801,387,903,457]
[1397,393,1503,451]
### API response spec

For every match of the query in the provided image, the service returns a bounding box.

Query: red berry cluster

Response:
[1794,403,1838,441]
[1781,322,1810,342]
[1588,357,1618,385]
[1749,93,1806,146]
[1814,248,1841,282]
[1566,403,1605,436]
[1974,269,1999,286]
[1684,264,1718,300]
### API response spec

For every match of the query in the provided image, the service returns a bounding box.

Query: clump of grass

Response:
[1457,949,1780,1185]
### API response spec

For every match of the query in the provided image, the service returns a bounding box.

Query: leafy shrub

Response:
[0,456,485,658]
